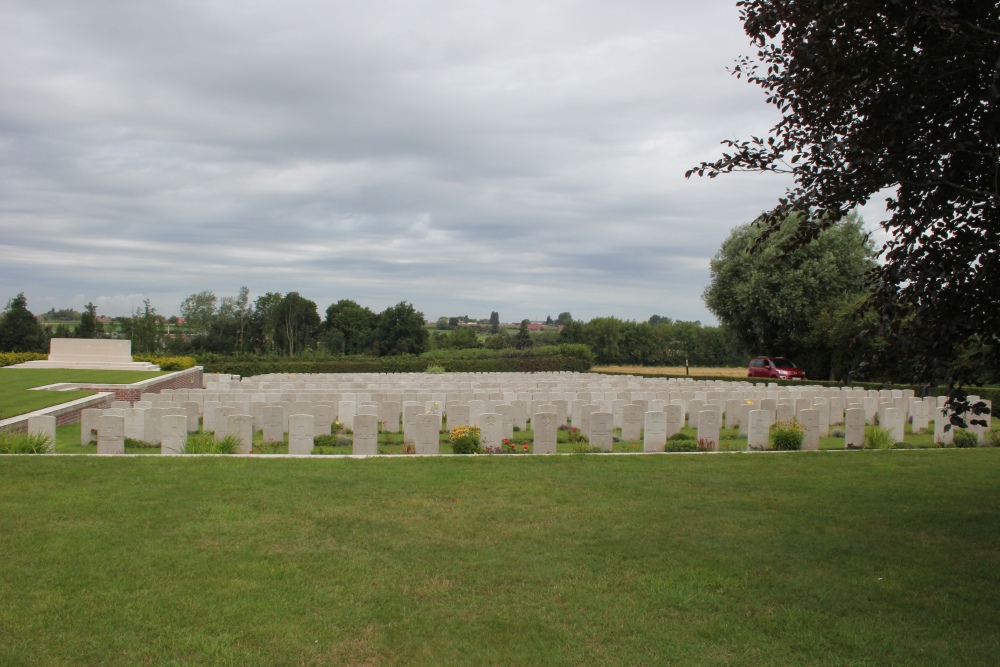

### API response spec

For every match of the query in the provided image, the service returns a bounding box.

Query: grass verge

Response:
[1,452,999,666]
[0,368,166,419]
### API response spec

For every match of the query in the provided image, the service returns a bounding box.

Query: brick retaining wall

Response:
[0,367,203,434]
[72,366,203,402]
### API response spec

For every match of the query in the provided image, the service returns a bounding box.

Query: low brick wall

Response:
[0,393,114,434]
[71,366,203,402]
[0,367,203,434]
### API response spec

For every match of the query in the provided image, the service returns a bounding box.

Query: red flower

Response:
[523,445,529,451]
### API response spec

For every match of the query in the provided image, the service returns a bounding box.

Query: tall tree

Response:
[75,302,104,339]
[249,292,284,354]
[703,213,876,379]
[274,292,320,356]
[688,0,999,385]
[556,312,573,327]
[514,319,533,350]
[324,299,377,355]
[121,299,161,354]
[179,291,217,335]
[0,293,46,352]
[233,286,251,353]
[373,302,429,356]
[488,311,500,334]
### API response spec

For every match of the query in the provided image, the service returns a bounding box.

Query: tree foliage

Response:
[324,300,377,355]
[688,0,1000,384]
[373,302,429,356]
[703,213,877,379]
[75,302,104,339]
[0,293,46,353]
[119,299,161,354]
[274,292,320,357]
[514,320,533,350]
[179,290,217,335]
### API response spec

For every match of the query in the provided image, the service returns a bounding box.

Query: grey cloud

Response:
[2,0,804,322]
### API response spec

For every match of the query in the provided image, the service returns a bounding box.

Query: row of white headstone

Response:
[67,372,990,454]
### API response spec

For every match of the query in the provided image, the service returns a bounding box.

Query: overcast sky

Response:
[0,0,889,323]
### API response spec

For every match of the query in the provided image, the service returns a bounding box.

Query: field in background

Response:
[1,452,998,665]
[594,365,747,377]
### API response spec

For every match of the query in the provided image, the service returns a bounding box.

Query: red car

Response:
[748,357,807,380]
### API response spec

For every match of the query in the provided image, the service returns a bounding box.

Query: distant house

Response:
[526,324,543,331]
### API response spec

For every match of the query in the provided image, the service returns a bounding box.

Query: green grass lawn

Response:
[1,451,998,666]
[0,368,166,420]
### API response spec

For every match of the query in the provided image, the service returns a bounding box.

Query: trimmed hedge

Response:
[196,345,594,376]
[0,352,47,367]
[132,355,198,371]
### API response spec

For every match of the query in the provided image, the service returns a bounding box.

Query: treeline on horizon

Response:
[0,289,747,369]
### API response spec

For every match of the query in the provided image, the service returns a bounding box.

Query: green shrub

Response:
[313,434,349,448]
[0,432,53,454]
[133,355,197,371]
[124,437,158,449]
[183,432,239,454]
[952,429,979,448]
[450,435,481,454]
[0,352,47,367]
[771,419,804,451]
[425,364,446,374]
[664,440,698,452]
[864,424,896,450]
[668,432,693,441]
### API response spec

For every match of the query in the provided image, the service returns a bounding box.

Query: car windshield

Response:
[772,358,798,369]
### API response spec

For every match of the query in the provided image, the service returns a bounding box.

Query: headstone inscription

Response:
[97,415,125,455]
[353,414,379,456]
[533,412,558,454]
[643,411,667,452]
[161,415,187,456]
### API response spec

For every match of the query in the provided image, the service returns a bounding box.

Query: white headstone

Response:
[81,408,102,445]
[338,401,356,427]
[161,415,187,455]
[590,412,614,451]
[934,407,954,446]
[845,407,865,449]
[697,409,721,451]
[799,409,819,451]
[27,415,56,452]
[665,404,683,439]
[533,412,558,454]
[643,411,667,452]
[288,414,315,455]
[380,401,401,432]
[621,404,643,442]
[353,414,379,456]
[143,407,165,445]
[415,414,441,455]
[97,415,125,455]
[262,406,284,444]
[748,410,771,451]
[227,414,253,454]
[124,408,145,441]
[882,407,905,444]
[479,413,504,450]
